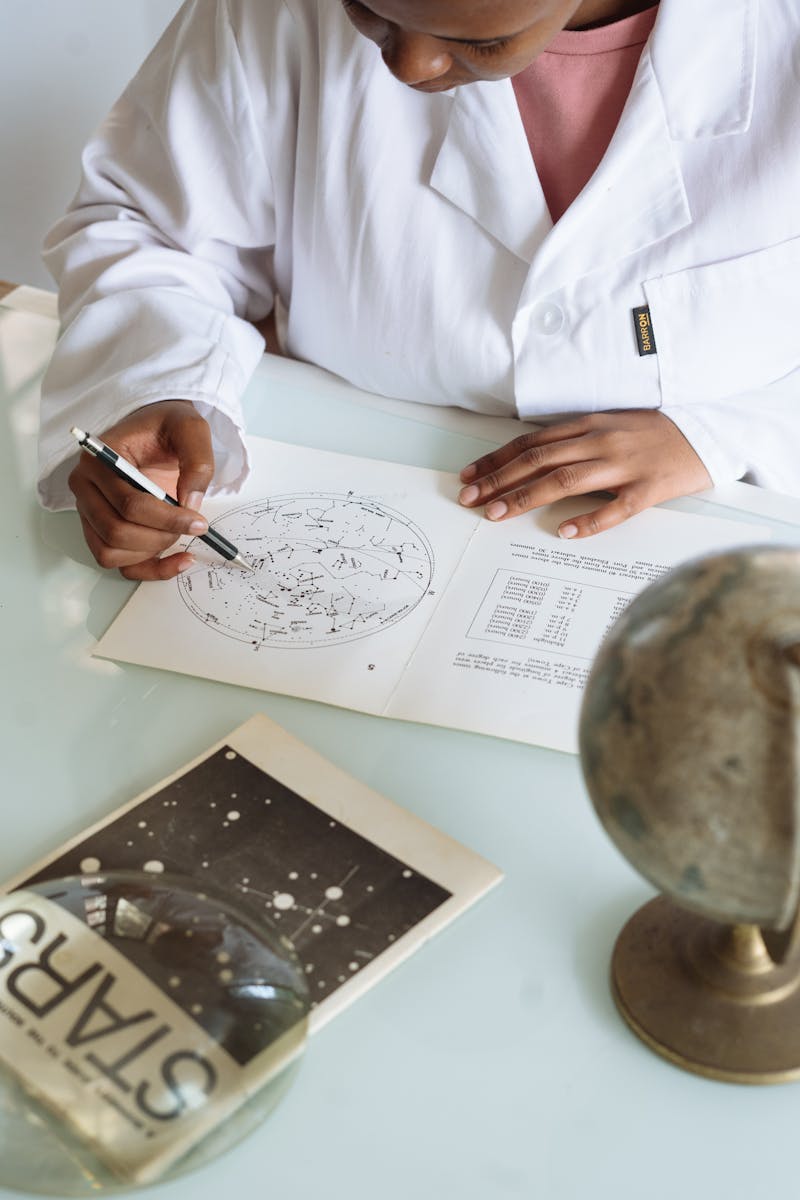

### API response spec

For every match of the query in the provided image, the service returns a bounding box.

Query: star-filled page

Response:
[94,437,769,753]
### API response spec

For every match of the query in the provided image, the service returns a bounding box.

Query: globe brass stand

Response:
[611,899,800,1083]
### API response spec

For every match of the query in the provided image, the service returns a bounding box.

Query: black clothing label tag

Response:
[633,305,657,356]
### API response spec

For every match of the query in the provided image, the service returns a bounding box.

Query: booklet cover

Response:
[0,715,502,1183]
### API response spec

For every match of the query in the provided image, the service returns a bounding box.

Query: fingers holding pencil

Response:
[68,400,214,580]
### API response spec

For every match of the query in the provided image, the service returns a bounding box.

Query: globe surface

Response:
[579,546,800,928]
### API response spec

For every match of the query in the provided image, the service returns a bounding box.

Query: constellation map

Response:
[177,493,435,649]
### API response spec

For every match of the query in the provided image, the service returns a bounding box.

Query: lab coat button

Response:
[532,302,564,336]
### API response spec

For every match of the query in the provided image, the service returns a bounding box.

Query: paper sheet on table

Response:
[94,436,770,753]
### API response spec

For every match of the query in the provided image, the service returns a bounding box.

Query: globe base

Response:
[612,896,800,1084]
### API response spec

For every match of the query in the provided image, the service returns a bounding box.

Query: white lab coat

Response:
[38,0,800,508]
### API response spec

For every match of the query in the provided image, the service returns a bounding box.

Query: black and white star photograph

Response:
[20,743,453,1044]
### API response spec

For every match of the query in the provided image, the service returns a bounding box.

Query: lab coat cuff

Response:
[37,300,264,510]
[191,399,250,498]
[659,405,747,488]
[36,388,251,512]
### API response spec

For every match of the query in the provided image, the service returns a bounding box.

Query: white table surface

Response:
[3,287,800,1200]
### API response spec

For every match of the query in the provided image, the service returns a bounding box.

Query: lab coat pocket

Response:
[643,236,800,403]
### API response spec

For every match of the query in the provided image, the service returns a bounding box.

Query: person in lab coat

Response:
[38,0,800,579]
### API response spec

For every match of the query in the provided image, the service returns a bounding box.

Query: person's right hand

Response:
[68,399,215,581]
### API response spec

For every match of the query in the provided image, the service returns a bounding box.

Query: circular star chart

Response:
[178,493,435,648]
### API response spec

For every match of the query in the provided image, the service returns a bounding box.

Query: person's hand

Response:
[457,410,712,538]
[68,400,215,580]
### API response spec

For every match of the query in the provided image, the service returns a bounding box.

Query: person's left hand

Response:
[457,410,713,538]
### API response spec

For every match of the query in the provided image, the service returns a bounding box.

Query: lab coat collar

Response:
[527,0,759,293]
[528,44,693,297]
[651,0,757,140]
[429,80,551,264]
[429,49,693,289]
[428,0,757,291]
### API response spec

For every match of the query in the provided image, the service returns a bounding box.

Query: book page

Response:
[95,438,481,710]
[386,499,771,753]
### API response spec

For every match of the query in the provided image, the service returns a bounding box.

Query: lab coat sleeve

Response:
[645,235,800,498]
[38,0,276,511]
[662,374,800,498]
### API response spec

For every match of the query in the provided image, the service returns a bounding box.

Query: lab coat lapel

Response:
[428,0,756,294]
[650,0,756,139]
[528,46,692,298]
[429,80,551,264]
[527,0,756,297]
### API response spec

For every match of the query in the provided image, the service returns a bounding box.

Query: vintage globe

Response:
[580,544,800,929]
[578,545,800,1082]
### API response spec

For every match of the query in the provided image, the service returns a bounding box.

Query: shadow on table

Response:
[37,505,137,640]
[571,886,653,1029]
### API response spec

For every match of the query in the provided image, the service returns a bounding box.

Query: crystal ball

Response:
[0,871,309,1195]
[579,546,800,929]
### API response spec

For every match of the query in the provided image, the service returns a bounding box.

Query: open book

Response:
[94,436,769,753]
[0,715,501,1183]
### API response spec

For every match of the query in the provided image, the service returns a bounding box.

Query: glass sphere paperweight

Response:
[0,871,310,1194]
[579,545,800,1083]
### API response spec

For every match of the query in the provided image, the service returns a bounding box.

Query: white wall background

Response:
[0,0,183,290]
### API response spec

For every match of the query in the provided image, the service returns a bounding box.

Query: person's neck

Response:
[566,0,658,30]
